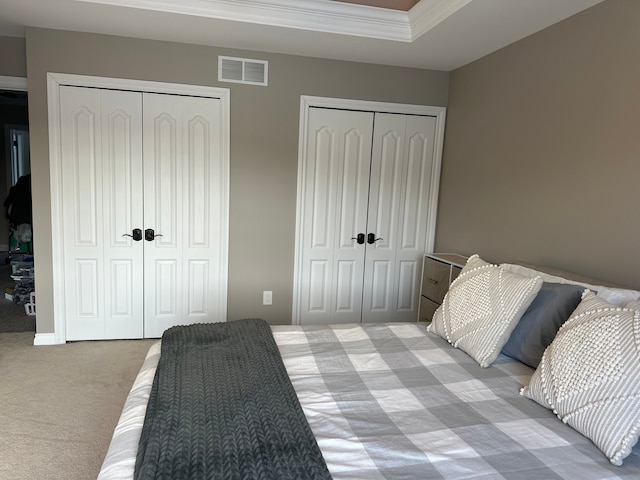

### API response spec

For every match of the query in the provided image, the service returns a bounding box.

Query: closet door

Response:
[59,86,227,341]
[299,108,374,325]
[297,108,438,325]
[362,113,437,323]
[142,93,226,337]
[60,86,144,340]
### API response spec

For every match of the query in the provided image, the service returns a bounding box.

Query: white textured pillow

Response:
[521,290,640,466]
[428,254,543,368]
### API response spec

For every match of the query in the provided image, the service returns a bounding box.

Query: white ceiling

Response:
[0,0,605,71]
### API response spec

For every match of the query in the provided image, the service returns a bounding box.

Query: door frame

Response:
[291,95,446,324]
[6,124,30,187]
[47,73,230,344]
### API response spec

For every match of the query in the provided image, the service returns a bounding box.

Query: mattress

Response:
[99,323,640,479]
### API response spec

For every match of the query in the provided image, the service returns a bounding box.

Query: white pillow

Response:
[501,263,640,306]
[428,255,542,368]
[521,290,640,466]
[625,300,640,310]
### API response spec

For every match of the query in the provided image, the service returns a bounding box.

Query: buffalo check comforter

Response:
[99,322,640,480]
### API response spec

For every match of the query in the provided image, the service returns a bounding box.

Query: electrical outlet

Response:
[263,290,272,305]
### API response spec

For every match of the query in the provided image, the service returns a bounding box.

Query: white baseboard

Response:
[33,333,58,345]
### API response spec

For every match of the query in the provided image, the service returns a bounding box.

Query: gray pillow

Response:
[501,282,584,368]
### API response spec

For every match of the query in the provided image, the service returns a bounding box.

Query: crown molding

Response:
[78,0,473,42]
[409,0,474,41]
[78,0,411,41]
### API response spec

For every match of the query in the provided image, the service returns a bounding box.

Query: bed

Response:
[98,255,640,479]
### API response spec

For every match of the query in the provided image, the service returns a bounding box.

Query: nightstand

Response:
[418,253,468,322]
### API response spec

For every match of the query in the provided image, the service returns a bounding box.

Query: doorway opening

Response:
[0,88,34,333]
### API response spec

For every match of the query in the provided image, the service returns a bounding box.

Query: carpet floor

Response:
[0,262,35,333]
[0,331,155,480]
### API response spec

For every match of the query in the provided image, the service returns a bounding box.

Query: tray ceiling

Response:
[0,0,606,71]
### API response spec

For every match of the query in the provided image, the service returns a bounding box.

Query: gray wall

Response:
[436,0,640,289]
[23,27,449,334]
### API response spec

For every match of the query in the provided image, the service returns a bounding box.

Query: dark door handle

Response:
[145,229,163,241]
[351,233,365,245]
[122,228,142,241]
[367,233,383,244]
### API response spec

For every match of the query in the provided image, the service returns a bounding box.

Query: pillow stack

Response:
[427,253,640,466]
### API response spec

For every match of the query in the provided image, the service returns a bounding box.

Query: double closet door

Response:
[299,107,438,325]
[59,86,226,340]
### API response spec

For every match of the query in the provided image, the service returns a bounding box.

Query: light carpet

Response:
[0,332,154,480]
[0,263,35,333]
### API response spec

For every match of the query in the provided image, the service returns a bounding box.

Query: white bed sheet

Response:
[98,342,161,480]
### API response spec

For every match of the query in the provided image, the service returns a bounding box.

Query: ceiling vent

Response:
[218,56,268,86]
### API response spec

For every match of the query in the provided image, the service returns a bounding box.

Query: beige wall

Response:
[436,0,640,289]
[24,27,449,334]
[0,35,27,77]
[0,36,28,260]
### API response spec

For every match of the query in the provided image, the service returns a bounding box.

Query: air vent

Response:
[218,56,268,86]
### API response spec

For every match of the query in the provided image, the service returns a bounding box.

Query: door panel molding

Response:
[142,93,225,338]
[292,96,446,325]
[363,114,437,323]
[48,73,230,344]
[298,108,373,325]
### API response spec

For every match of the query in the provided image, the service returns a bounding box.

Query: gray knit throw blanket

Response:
[134,319,331,480]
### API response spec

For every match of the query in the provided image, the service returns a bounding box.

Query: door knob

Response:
[367,233,383,244]
[122,228,143,241]
[351,233,365,245]
[145,229,163,241]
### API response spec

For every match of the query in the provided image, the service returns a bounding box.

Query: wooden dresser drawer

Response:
[451,264,462,283]
[418,253,468,323]
[421,256,451,303]
[419,296,440,322]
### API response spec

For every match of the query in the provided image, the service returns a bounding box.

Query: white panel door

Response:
[363,113,437,323]
[299,108,374,325]
[298,109,437,325]
[60,86,144,340]
[142,93,225,337]
[60,87,226,341]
